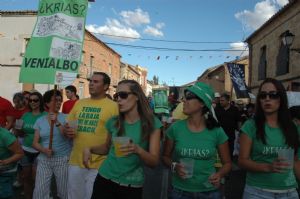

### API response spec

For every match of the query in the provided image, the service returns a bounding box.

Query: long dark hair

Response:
[115,80,154,141]
[201,106,220,130]
[254,78,299,150]
[29,91,44,112]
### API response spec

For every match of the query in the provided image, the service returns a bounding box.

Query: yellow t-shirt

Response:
[67,98,118,169]
[172,102,188,120]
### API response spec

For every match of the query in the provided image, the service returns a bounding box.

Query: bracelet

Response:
[171,162,177,173]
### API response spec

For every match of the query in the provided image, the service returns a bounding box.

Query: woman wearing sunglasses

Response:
[163,82,231,199]
[239,78,300,199]
[16,91,46,199]
[83,79,162,199]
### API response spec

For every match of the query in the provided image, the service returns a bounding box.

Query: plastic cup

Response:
[167,117,173,124]
[278,148,294,169]
[162,116,168,123]
[68,120,78,130]
[113,137,130,157]
[180,158,194,179]
[15,119,24,130]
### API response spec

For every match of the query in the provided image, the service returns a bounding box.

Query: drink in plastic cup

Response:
[113,137,130,157]
[180,158,194,179]
[162,116,168,123]
[167,117,173,124]
[15,119,24,130]
[68,120,78,130]
[278,148,294,169]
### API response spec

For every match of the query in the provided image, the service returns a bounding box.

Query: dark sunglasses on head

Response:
[258,91,280,100]
[29,99,39,103]
[113,91,134,100]
[184,90,199,101]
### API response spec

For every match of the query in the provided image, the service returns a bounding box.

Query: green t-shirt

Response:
[241,119,300,190]
[0,128,17,171]
[166,120,228,192]
[21,111,47,149]
[99,116,162,186]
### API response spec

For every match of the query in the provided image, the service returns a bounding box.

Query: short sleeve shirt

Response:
[99,116,162,186]
[241,119,299,190]
[67,98,118,169]
[34,113,71,158]
[166,120,228,192]
[0,128,17,171]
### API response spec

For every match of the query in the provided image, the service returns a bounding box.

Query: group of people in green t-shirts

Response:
[162,78,300,199]
[1,75,300,199]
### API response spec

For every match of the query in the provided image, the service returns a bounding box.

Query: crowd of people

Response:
[0,73,299,199]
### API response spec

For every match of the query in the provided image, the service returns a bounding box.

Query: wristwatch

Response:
[55,122,61,127]
[171,162,178,173]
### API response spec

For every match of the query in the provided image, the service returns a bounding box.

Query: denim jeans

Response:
[243,185,299,199]
[168,187,221,199]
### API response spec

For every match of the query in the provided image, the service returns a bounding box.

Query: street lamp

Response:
[282,31,300,53]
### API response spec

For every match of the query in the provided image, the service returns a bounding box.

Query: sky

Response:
[1,0,289,86]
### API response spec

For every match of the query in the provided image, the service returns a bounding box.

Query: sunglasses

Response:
[184,91,199,101]
[29,99,39,103]
[258,91,280,100]
[113,91,134,100]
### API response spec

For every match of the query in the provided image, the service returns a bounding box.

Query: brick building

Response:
[76,30,121,97]
[120,62,148,93]
[246,0,300,94]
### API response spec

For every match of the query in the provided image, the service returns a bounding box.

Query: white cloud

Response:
[86,19,140,41]
[226,42,249,57]
[275,0,289,7]
[120,8,150,27]
[86,8,165,41]
[235,0,288,31]
[143,22,165,37]
[156,22,165,29]
[143,25,164,37]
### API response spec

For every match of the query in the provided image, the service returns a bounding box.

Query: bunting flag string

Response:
[124,54,235,60]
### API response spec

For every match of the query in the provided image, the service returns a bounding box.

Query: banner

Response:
[19,0,88,85]
[153,88,169,114]
[226,63,249,98]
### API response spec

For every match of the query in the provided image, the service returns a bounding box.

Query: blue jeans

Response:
[243,185,299,199]
[0,172,16,199]
[168,187,221,199]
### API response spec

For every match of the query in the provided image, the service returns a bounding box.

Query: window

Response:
[276,33,289,76]
[108,63,112,76]
[78,82,85,99]
[258,46,267,80]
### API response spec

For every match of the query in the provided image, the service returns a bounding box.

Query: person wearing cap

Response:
[163,82,231,199]
[213,92,221,109]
